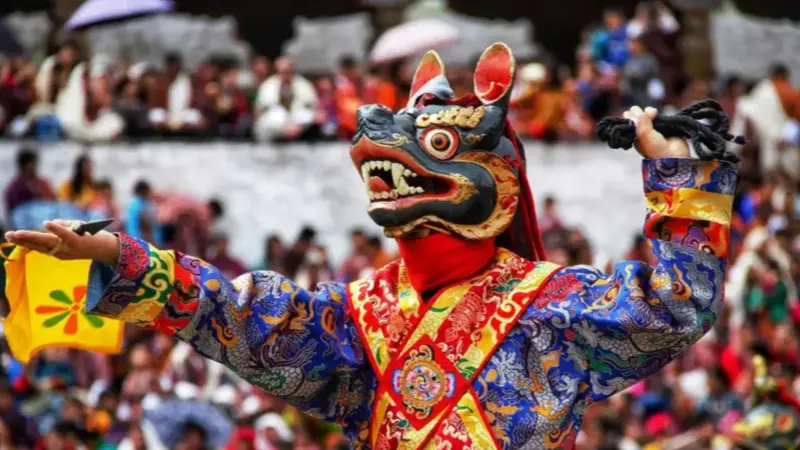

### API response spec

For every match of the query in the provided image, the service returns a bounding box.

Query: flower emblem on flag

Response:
[34,286,104,335]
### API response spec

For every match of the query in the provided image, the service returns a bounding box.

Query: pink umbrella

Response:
[370,19,459,64]
[65,0,173,31]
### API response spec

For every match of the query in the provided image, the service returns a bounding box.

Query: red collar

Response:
[396,232,496,295]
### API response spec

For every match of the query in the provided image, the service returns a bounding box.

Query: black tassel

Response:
[596,99,745,163]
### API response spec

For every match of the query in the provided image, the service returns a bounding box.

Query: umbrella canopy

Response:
[65,0,173,31]
[370,18,458,64]
[144,399,233,449]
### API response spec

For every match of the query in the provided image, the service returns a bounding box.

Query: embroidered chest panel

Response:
[347,249,559,449]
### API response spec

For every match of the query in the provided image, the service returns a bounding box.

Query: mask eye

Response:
[422,128,459,160]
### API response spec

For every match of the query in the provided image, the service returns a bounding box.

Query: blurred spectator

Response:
[36,421,85,450]
[741,64,800,180]
[678,77,712,108]
[206,234,248,279]
[58,154,96,209]
[255,412,294,450]
[294,244,333,291]
[226,426,255,450]
[256,234,285,272]
[717,76,747,120]
[510,63,566,141]
[214,65,251,138]
[622,38,663,108]
[164,53,198,131]
[0,381,38,447]
[337,228,369,283]
[116,423,147,450]
[697,367,745,424]
[584,66,625,122]
[175,422,208,450]
[334,56,365,138]
[58,62,126,143]
[628,1,681,101]
[3,147,55,216]
[313,76,339,139]
[538,195,564,234]
[114,77,150,137]
[207,198,224,233]
[88,179,118,223]
[0,57,37,136]
[282,226,317,279]
[363,236,393,275]
[34,39,80,107]
[559,76,595,140]
[253,57,320,142]
[590,8,630,69]
[245,56,271,105]
[125,180,164,246]
[627,1,679,39]
[364,65,399,111]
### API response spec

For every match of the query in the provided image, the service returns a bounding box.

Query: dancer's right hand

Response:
[5,220,120,265]
[623,106,691,159]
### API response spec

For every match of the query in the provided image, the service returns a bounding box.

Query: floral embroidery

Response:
[35,286,103,335]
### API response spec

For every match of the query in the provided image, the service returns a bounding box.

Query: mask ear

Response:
[407,51,454,108]
[473,42,516,106]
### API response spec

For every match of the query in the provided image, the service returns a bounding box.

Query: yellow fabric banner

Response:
[3,246,123,363]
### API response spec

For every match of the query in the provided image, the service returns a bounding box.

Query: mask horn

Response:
[473,42,516,106]
[407,51,454,108]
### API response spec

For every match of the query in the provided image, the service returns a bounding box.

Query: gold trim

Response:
[645,188,733,227]
[465,133,485,144]
[415,106,485,129]
[376,133,409,147]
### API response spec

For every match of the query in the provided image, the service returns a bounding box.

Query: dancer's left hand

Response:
[623,106,691,159]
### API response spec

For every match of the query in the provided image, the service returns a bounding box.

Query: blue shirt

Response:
[125,196,163,246]
[591,27,629,67]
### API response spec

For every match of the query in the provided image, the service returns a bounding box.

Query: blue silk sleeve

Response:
[529,158,736,402]
[85,235,375,436]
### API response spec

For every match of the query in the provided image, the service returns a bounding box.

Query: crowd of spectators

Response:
[0,1,798,449]
[2,1,796,147]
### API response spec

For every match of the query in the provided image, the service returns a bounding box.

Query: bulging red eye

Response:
[422,129,459,160]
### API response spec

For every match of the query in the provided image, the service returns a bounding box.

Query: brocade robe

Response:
[86,158,736,449]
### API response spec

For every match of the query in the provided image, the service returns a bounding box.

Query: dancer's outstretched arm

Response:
[4,227,373,434]
[524,106,736,403]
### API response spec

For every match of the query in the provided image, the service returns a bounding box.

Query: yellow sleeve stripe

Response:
[645,188,733,227]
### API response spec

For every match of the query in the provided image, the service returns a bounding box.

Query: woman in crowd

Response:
[58,154,96,209]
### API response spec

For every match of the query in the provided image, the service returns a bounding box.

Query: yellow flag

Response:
[3,246,123,363]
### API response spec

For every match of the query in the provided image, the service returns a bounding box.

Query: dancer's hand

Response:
[623,106,690,159]
[4,220,120,265]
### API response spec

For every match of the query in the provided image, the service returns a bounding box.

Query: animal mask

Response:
[349,43,545,260]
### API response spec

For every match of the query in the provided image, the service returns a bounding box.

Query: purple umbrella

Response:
[65,0,173,31]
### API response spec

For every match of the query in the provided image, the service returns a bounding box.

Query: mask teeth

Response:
[361,160,422,201]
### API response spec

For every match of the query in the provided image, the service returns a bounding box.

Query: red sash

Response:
[347,248,560,449]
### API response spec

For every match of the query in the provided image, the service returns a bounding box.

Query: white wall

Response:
[0,141,646,267]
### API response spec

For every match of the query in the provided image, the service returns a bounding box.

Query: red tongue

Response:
[368,176,392,193]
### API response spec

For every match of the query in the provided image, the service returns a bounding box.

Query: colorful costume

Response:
[84,44,737,449]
